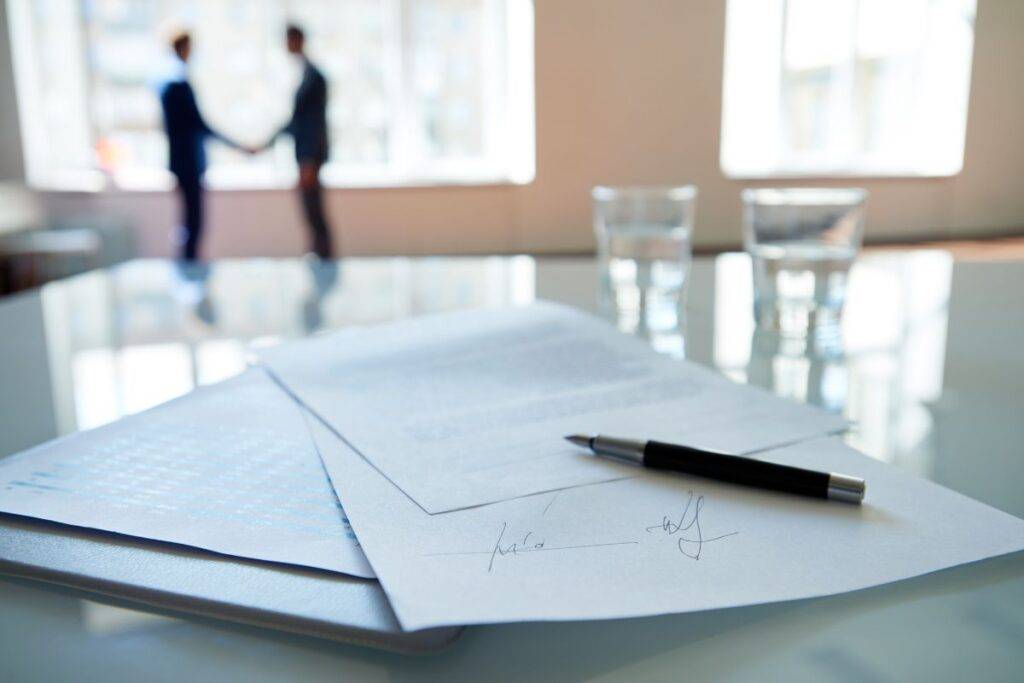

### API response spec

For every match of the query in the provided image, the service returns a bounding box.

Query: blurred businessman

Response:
[264,24,335,259]
[159,30,250,262]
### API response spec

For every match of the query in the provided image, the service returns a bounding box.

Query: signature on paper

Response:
[424,522,639,573]
[484,523,644,572]
[646,491,738,560]
[422,491,736,572]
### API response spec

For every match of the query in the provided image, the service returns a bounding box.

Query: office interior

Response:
[2,1,1022,262]
[0,1,1023,681]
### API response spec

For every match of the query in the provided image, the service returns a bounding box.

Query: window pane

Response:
[10,0,93,183]
[780,0,855,155]
[721,0,977,177]
[852,0,927,156]
[408,0,487,161]
[286,0,391,165]
[188,0,282,171]
[86,0,166,172]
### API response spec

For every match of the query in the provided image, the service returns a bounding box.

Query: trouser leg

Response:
[178,176,204,261]
[299,163,334,259]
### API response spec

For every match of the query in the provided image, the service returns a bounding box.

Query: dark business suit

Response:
[159,77,221,261]
[279,59,334,259]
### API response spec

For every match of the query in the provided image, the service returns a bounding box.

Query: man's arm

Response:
[270,114,297,145]
[269,75,307,145]
[183,82,248,151]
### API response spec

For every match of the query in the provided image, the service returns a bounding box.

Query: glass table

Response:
[1,252,1022,681]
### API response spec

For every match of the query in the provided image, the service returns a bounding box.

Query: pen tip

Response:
[565,434,593,449]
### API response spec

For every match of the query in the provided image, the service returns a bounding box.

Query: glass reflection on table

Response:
[709,251,952,473]
[26,252,954,484]
[5,249,1022,680]
[37,257,535,434]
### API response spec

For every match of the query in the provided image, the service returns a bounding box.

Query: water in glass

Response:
[742,187,866,333]
[750,241,856,329]
[601,223,690,338]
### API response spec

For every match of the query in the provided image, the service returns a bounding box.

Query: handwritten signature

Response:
[424,523,639,572]
[488,523,545,571]
[646,491,738,560]
[422,491,735,572]
[485,523,644,572]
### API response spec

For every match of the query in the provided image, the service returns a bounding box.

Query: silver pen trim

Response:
[827,472,866,504]
[590,435,646,465]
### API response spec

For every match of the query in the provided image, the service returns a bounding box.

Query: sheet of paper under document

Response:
[0,369,374,578]
[262,302,848,513]
[305,415,1024,631]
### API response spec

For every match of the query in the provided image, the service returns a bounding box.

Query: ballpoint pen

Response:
[566,434,865,503]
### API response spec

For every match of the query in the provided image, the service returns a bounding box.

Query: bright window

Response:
[6,0,534,191]
[721,0,976,178]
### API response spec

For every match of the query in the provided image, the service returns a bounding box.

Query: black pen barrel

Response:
[643,440,831,499]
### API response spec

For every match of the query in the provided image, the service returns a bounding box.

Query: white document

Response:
[262,303,846,513]
[306,416,1024,631]
[0,370,374,578]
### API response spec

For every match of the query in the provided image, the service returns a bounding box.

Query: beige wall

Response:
[32,0,1024,257]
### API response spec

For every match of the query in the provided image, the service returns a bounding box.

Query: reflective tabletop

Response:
[1,253,1022,681]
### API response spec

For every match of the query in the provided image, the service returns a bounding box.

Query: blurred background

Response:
[0,0,1020,273]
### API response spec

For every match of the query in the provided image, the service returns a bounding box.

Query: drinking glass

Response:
[742,188,867,333]
[593,185,697,355]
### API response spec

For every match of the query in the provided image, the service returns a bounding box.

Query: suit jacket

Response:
[159,78,219,181]
[280,59,330,163]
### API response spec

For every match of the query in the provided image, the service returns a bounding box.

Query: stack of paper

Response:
[3,301,1023,634]
[0,371,372,577]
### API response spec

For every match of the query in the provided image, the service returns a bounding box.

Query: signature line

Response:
[422,540,639,557]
